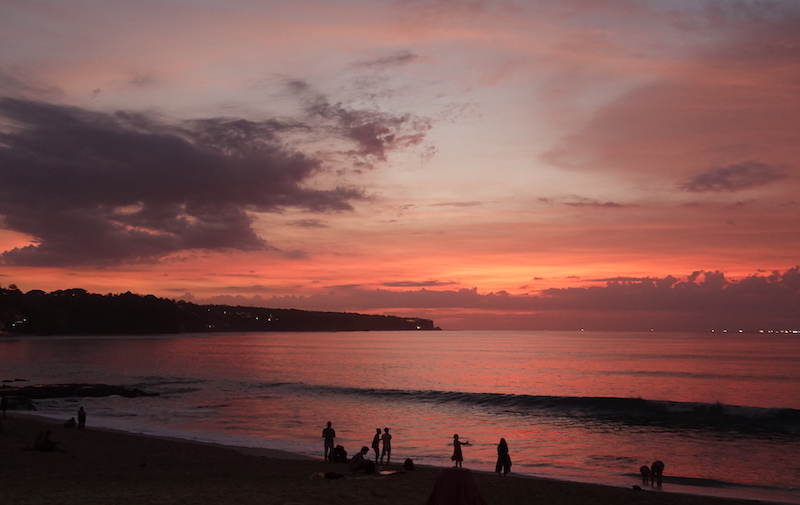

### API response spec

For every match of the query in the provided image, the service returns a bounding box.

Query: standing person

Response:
[380,427,392,465]
[451,434,469,468]
[495,438,511,476]
[371,428,382,464]
[322,422,336,461]
[77,406,86,429]
[650,460,665,486]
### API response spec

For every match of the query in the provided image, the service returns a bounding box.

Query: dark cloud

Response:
[563,197,633,208]
[382,280,458,287]
[285,80,431,168]
[589,276,657,282]
[429,201,483,207]
[308,97,430,163]
[0,96,429,266]
[355,51,419,68]
[282,250,309,260]
[127,75,163,88]
[287,219,328,228]
[680,161,787,192]
[0,70,63,99]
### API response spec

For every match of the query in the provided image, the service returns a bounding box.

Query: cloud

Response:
[187,267,800,331]
[0,69,63,99]
[381,280,458,287]
[540,6,800,188]
[287,219,329,228]
[429,201,483,207]
[679,161,787,192]
[0,96,430,266]
[563,197,633,208]
[289,81,432,168]
[355,51,419,68]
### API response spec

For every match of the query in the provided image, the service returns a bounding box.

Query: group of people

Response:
[452,434,511,476]
[322,423,513,477]
[63,406,87,429]
[323,423,662,485]
[32,430,64,452]
[639,460,665,486]
[322,422,392,474]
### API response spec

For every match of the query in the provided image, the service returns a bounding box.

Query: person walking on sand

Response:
[322,421,336,461]
[495,438,511,476]
[77,406,86,429]
[372,428,382,463]
[380,427,392,465]
[451,434,469,468]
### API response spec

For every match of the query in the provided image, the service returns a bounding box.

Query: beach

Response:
[0,414,775,505]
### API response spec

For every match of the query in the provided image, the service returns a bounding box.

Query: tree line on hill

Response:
[0,286,439,335]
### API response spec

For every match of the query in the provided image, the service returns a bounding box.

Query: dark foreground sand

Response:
[0,414,770,505]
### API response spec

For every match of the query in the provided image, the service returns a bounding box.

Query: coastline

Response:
[1,413,783,505]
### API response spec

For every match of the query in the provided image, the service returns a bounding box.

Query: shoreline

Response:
[1,413,786,505]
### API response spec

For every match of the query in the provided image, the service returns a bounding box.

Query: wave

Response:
[265,383,800,434]
[599,369,796,382]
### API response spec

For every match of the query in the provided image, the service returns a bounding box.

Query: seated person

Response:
[348,446,375,474]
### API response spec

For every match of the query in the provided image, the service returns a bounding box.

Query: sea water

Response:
[2,330,799,503]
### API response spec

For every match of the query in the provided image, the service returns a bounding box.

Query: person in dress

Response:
[322,422,336,461]
[451,434,469,468]
[380,427,392,465]
[495,438,511,476]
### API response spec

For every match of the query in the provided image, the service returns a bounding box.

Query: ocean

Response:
[2,330,799,503]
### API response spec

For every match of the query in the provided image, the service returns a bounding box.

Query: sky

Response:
[1,0,799,331]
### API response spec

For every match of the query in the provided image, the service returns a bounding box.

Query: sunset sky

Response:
[1,0,799,330]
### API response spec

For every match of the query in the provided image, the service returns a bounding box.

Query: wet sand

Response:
[0,414,776,505]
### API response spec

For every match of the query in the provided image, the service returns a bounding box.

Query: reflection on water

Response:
[2,330,800,504]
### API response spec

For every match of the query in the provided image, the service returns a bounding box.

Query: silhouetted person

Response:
[495,438,511,476]
[451,434,469,468]
[322,422,336,461]
[333,445,348,463]
[372,428,382,463]
[651,460,664,486]
[380,427,392,464]
[35,430,64,452]
[33,430,46,450]
[349,446,375,474]
[640,465,650,484]
[64,417,76,429]
[77,406,86,429]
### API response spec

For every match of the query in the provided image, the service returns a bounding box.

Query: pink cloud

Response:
[541,7,800,192]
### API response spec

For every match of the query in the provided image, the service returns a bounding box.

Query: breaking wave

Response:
[265,383,800,434]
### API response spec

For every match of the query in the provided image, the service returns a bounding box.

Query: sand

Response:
[0,414,773,505]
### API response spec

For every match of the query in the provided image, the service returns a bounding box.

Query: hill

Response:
[0,286,439,335]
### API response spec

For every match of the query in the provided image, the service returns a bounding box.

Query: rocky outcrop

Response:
[0,383,158,401]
